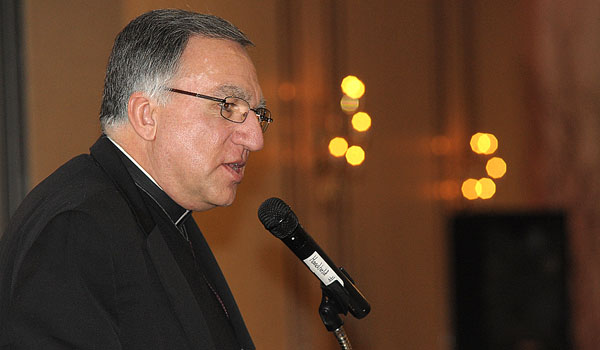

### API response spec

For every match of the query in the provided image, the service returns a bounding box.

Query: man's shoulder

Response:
[6,153,132,238]
[25,154,118,209]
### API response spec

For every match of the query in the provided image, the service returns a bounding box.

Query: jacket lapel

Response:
[90,136,218,350]
[186,222,255,349]
[146,226,215,350]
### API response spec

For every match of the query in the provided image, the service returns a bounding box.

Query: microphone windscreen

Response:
[257,197,299,239]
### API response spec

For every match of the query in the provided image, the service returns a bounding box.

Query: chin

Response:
[205,193,237,210]
[219,188,238,206]
[189,187,238,212]
[219,194,237,207]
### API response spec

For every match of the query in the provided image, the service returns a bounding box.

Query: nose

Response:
[232,112,264,151]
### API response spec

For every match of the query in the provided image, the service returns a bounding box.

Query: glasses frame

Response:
[167,88,272,133]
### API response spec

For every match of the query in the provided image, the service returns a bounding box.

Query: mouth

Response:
[226,162,245,174]
[224,150,250,181]
[223,161,246,182]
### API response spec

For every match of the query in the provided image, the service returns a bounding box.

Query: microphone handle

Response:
[280,224,370,319]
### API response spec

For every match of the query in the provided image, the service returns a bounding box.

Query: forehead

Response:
[173,36,262,104]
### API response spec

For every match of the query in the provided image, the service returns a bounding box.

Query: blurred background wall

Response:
[1,0,599,349]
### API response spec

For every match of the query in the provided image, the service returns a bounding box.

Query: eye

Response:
[221,101,234,112]
[221,97,245,113]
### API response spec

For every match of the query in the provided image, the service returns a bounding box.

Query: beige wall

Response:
[25,1,118,183]
[22,1,558,349]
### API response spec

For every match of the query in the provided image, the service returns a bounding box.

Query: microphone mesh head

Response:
[257,197,299,239]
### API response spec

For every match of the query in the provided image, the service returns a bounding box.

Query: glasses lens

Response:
[221,96,272,133]
[255,108,272,133]
[259,121,268,133]
[221,97,248,123]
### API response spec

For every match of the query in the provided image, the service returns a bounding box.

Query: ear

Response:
[127,92,157,141]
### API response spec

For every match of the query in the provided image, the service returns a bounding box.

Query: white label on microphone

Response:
[303,251,344,287]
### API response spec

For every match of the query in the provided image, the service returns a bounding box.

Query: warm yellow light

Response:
[461,178,479,200]
[478,178,496,199]
[341,75,365,99]
[478,134,491,153]
[470,133,498,155]
[340,95,360,113]
[483,134,497,154]
[345,145,365,166]
[486,157,507,179]
[351,112,371,132]
[328,137,348,157]
[469,133,481,153]
[475,181,483,196]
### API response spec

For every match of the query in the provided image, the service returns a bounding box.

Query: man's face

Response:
[150,36,265,211]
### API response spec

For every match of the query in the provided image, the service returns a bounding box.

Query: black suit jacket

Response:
[0,137,254,349]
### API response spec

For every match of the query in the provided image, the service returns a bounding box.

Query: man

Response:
[0,9,272,349]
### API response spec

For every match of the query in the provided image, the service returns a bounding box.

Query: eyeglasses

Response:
[167,88,273,133]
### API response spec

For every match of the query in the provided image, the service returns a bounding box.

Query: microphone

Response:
[258,197,370,319]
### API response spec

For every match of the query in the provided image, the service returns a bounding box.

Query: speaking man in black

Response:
[0,9,272,349]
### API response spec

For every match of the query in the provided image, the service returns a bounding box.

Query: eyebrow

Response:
[215,84,266,108]
[215,85,247,99]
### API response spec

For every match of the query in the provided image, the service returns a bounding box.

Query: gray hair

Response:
[99,9,253,132]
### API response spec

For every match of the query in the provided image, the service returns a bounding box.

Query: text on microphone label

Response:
[303,252,344,286]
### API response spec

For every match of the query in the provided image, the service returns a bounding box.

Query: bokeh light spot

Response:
[328,137,348,157]
[470,132,498,155]
[461,178,479,200]
[478,178,496,199]
[341,75,365,99]
[345,145,365,166]
[351,112,372,132]
[486,157,507,179]
[340,95,360,113]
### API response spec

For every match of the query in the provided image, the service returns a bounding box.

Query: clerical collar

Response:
[106,136,191,229]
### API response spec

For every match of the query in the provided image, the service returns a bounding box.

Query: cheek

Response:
[172,123,225,169]
[157,106,232,170]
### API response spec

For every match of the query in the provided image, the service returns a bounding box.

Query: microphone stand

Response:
[318,267,356,349]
